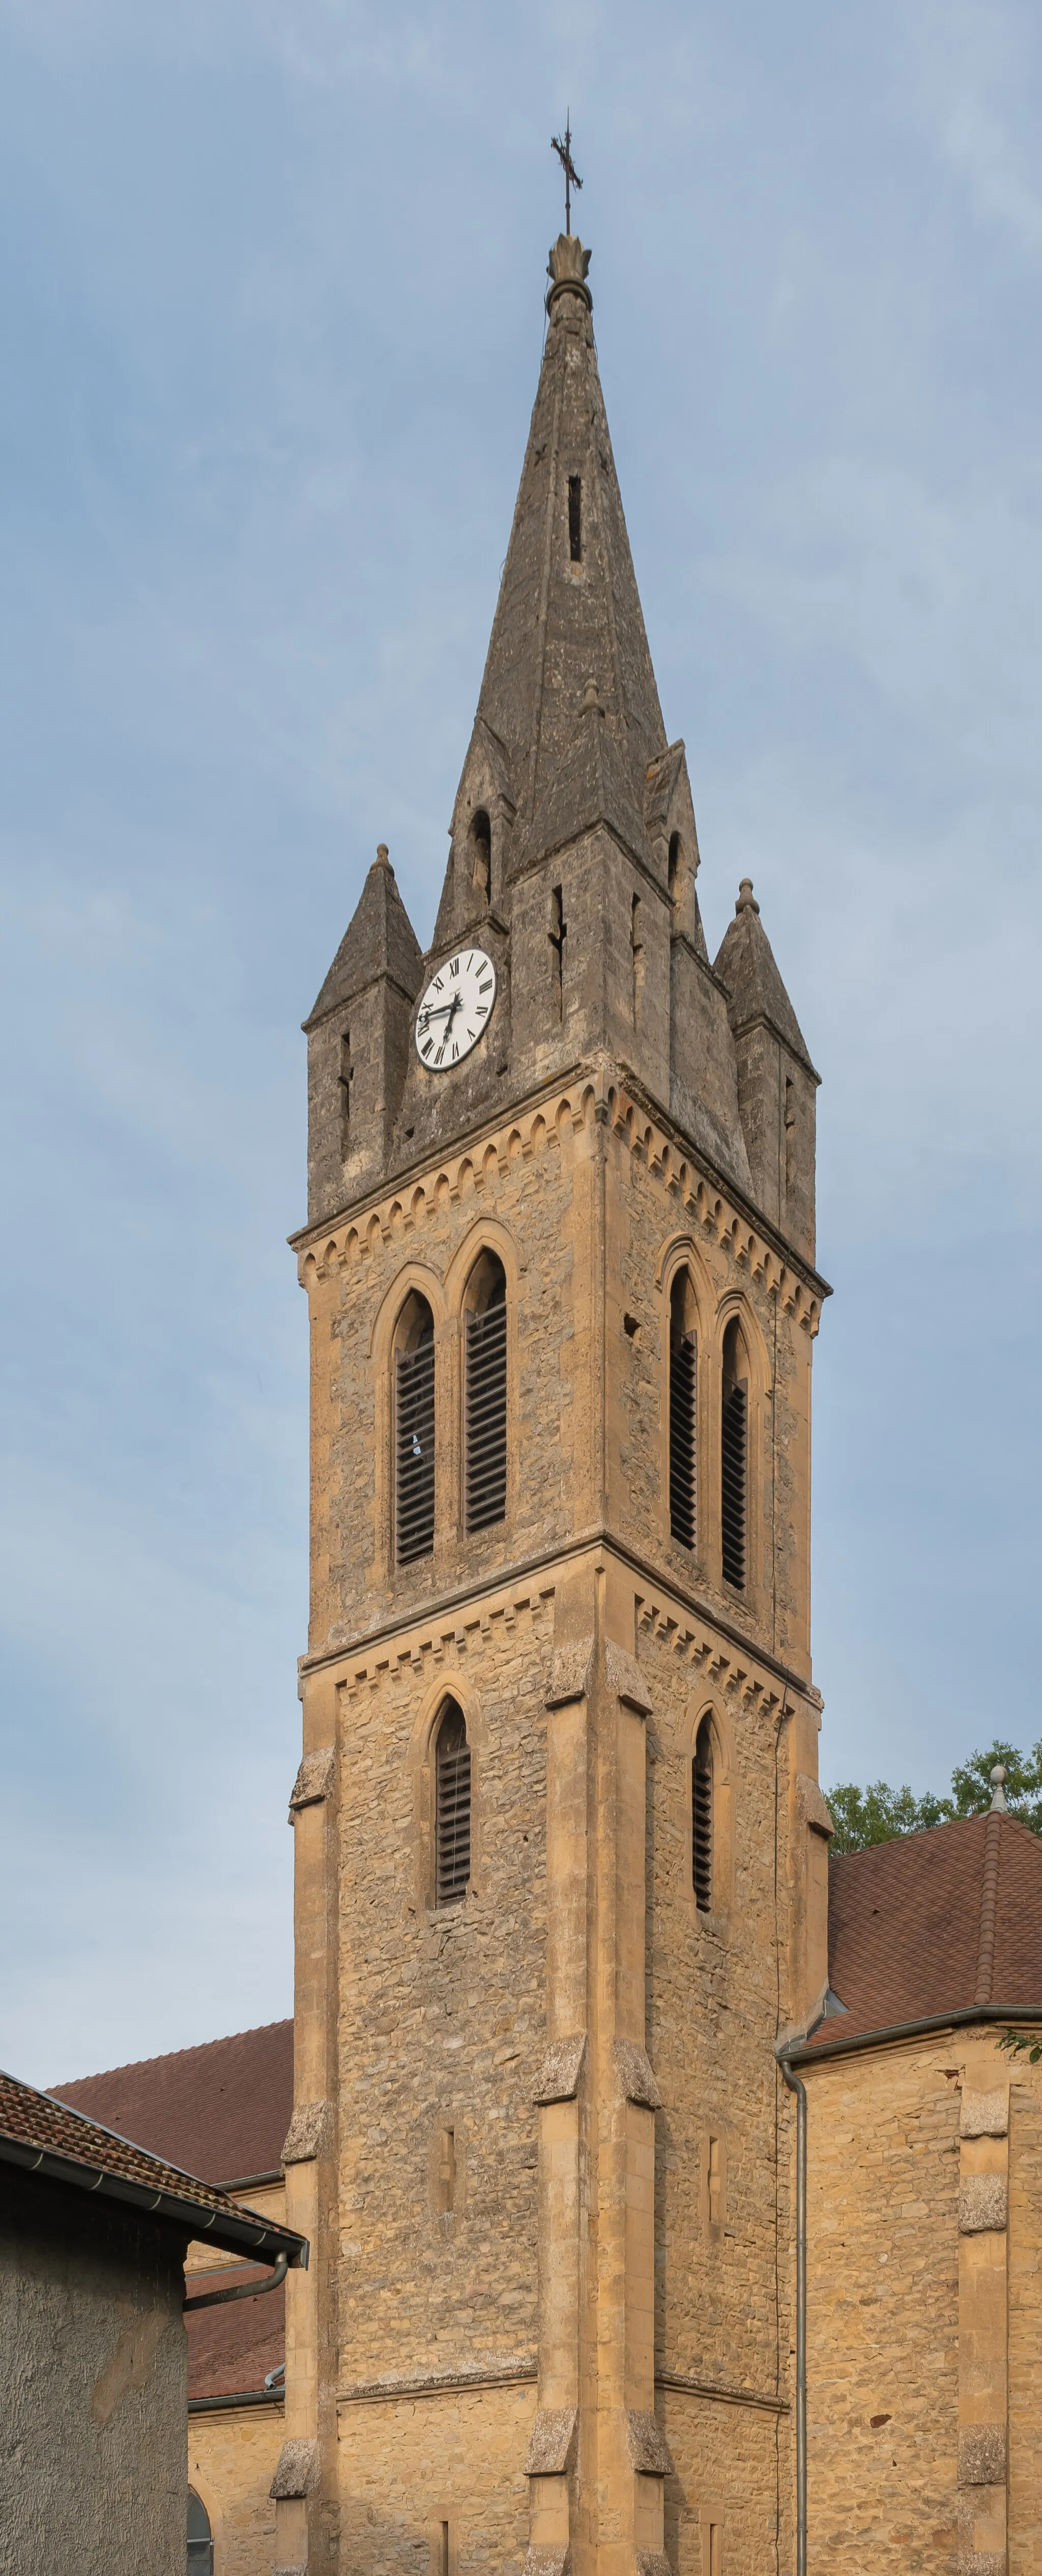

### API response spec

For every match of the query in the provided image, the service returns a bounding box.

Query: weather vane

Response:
[551,117,583,236]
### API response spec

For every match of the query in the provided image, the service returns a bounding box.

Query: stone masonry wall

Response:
[610,1117,814,1681]
[335,1600,551,2390]
[802,2040,961,2569]
[337,2381,535,2576]
[642,1616,792,2400]
[189,2404,286,2574]
[1006,2064,1042,2574]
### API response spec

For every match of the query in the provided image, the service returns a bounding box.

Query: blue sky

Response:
[3,0,1041,2082]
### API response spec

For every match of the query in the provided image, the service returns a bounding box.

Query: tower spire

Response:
[453,227,666,884]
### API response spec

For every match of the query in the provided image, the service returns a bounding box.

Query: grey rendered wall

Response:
[0,2168,187,2575]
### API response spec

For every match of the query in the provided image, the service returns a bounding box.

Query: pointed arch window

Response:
[692,1716,714,1913]
[669,1270,698,1551]
[394,1293,436,1565]
[188,2490,213,2575]
[435,1700,471,1906]
[464,1253,507,1535]
[720,1317,748,1591]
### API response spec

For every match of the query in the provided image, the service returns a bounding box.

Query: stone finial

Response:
[376,842,391,869]
[580,675,604,718]
[990,1763,1009,1811]
[546,234,593,314]
[735,877,760,916]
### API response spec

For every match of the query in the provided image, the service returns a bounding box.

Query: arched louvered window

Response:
[188,2490,214,2575]
[692,1716,713,1914]
[721,1316,748,1591]
[394,1293,436,1565]
[669,1270,698,1551]
[435,1701,471,1906]
[464,1254,507,1535]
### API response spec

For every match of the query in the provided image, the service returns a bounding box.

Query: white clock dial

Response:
[415,947,497,1070]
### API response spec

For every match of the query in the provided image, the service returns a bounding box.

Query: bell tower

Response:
[277,232,831,2576]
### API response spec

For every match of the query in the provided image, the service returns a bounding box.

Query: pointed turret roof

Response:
[305,845,422,1028]
[469,234,667,866]
[714,880,817,1075]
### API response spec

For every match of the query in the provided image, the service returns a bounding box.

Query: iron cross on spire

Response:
[551,117,583,236]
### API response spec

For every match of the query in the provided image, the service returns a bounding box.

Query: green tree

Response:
[826,1779,951,1858]
[825,1740,1042,1856]
[948,1739,1042,1831]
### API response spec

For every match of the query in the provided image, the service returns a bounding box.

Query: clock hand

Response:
[418,999,459,1027]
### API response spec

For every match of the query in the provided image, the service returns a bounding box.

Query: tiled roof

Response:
[808,1809,1042,2047]
[0,2068,302,2266]
[187,2264,286,2403]
[52,2018,293,2186]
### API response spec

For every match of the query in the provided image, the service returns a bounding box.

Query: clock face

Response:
[414,948,497,1070]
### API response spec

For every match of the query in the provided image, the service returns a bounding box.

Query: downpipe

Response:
[184,2248,290,2312]
[778,2051,806,2576]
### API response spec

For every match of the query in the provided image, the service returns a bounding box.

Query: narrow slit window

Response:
[394,1295,435,1565]
[568,475,582,562]
[339,1029,353,1152]
[692,1717,713,1913]
[436,1702,471,1906]
[549,884,566,1021]
[465,1256,507,1534]
[630,893,643,1026]
[470,808,491,903]
[720,1317,748,1591]
[668,831,682,903]
[785,1075,796,1195]
[438,2126,456,2212]
[669,1270,698,1551]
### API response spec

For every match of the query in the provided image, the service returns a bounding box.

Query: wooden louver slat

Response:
[436,1719,471,1906]
[720,1378,747,1590]
[465,1300,507,1534]
[669,1333,697,1550]
[395,1340,435,1564]
[692,1731,713,1913]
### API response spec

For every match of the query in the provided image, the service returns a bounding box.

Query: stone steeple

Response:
[473,235,665,859]
[285,224,830,2576]
[304,233,815,1267]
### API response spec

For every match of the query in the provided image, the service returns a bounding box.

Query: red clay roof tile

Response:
[52,2019,293,2186]
[812,1809,1042,2045]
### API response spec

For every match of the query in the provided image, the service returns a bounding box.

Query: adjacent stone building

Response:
[0,2063,305,2573]
[794,1801,1042,2575]
[57,2021,296,2567]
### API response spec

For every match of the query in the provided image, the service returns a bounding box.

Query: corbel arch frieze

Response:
[634,1591,784,1725]
[296,1069,821,1335]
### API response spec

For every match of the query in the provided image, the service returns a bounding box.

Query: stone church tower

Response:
[278,231,831,2576]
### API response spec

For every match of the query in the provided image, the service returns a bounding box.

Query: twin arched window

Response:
[394,1293,436,1565]
[393,1255,508,1568]
[668,1276,750,1593]
[720,1317,748,1592]
[464,1255,507,1535]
